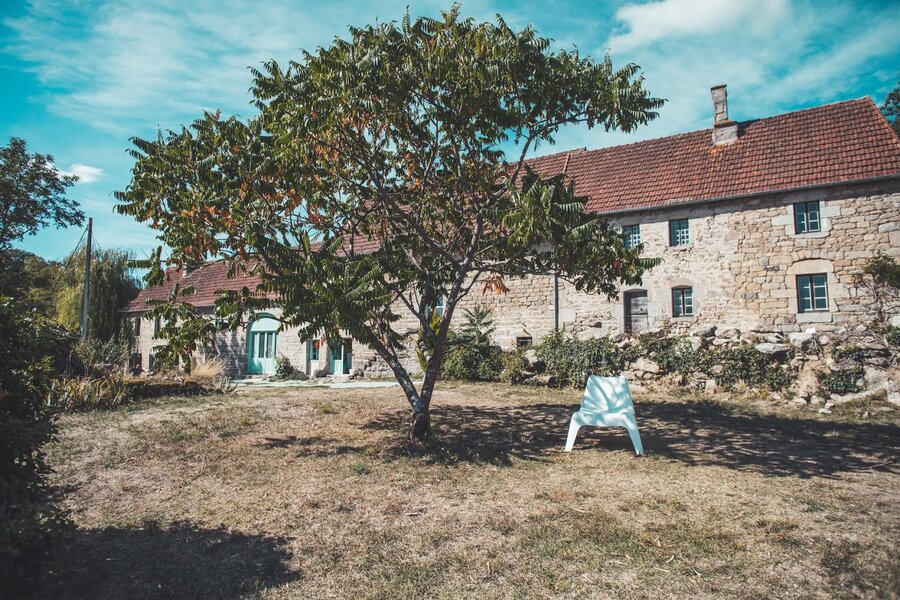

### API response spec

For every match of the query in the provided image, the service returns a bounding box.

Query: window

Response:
[669,219,690,246]
[434,295,446,317]
[251,331,276,359]
[153,316,162,336]
[516,336,533,348]
[797,274,828,312]
[622,225,641,249]
[794,201,821,234]
[130,353,142,372]
[308,340,320,361]
[133,316,141,336]
[672,287,694,317]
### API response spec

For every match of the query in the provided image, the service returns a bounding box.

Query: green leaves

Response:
[116,6,664,410]
[0,137,82,249]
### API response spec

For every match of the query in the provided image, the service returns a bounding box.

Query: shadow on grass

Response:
[258,435,366,457]
[42,520,299,600]
[362,399,899,478]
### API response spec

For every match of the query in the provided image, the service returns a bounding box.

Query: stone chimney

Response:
[711,84,738,145]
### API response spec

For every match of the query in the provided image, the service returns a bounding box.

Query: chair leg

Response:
[564,417,581,452]
[623,415,644,455]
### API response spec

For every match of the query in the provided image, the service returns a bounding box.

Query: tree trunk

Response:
[408,409,431,441]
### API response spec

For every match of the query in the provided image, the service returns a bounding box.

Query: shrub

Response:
[886,326,900,348]
[641,335,702,377]
[273,355,308,381]
[832,345,865,364]
[713,344,792,391]
[74,337,131,370]
[500,348,530,384]
[442,342,503,381]
[189,356,226,383]
[0,298,69,594]
[818,367,864,395]
[275,354,295,378]
[535,331,626,387]
[46,374,130,412]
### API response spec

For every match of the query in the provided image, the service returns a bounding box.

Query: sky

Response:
[2,0,898,261]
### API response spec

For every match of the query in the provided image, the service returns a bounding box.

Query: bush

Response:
[832,345,866,363]
[886,326,900,348]
[641,335,702,377]
[442,342,503,381]
[0,298,69,594]
[712,344,792,391]
[46,374,130,412]
[272,355,308,381]
[535,331,628,387]
[818,367,864,395]
[500,348,530,384]
[74,337,131,372]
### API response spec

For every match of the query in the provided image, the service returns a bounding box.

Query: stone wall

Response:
[449,180,900,346]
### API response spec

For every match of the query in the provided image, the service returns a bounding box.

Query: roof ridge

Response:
[525,97,876,163]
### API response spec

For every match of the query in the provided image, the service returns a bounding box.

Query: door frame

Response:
[247,313,280,375]
[623,289,649,334]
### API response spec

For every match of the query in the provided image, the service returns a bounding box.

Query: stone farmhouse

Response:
[124,86,900,378]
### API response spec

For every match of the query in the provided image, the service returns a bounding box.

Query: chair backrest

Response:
[580,375,634,412]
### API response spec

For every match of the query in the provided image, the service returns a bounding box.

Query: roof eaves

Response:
[591,173,900,218]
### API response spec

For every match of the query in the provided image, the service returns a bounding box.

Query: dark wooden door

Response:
[624,291,648,333]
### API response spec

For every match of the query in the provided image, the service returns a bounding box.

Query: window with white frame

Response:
[794,201,821,234]
[796,274,828,312]
[622,225,641,249]
[669,219,690,246]
[672,287,694,317]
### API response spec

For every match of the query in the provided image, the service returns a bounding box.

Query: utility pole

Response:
[80,217,92,341]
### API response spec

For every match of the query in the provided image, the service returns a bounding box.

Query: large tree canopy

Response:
[116,7,663,439]
[0,137,82,249]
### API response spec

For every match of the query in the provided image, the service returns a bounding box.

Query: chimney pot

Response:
[711,84,738,145]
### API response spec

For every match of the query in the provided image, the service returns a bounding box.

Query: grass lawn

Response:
[41,383,899,599]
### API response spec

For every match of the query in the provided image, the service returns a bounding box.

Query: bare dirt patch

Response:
[42,383,900,599]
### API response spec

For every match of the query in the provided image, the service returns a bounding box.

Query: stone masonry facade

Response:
[125,90,900,379]
[128,179,900,379]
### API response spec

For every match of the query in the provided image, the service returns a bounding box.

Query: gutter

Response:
[591,173,900,219]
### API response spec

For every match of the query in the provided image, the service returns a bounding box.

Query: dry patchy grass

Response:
[41,383,900,599]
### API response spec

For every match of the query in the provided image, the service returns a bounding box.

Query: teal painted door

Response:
[329,343,344,375]
[248,315,279,375]
[328,339,353,375]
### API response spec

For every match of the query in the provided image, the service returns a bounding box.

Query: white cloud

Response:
[3,0,457,133]
[608,0,789,51]
[61,163,103,184]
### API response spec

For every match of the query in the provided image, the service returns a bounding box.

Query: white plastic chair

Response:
[564,375,644,455]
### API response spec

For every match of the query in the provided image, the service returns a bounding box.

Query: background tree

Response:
[0,137,82,249]
[0,250,61,315]
[54,246,141,342]
[882,81,900,137]
[116,7,663,439]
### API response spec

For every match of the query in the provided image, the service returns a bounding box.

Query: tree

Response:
[0,250,61,316]
[882,82,900,137]
[54,246,141,342]
[0,137,83,249]
[116,7,663,440]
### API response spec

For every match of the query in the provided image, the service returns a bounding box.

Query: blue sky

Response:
[2,0,898,261]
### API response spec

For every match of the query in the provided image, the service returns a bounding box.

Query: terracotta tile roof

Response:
[124,97,900,310]
[533,97,900,214]
[123,261,265,312]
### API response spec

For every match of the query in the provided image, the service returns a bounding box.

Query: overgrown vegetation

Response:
[853,253,900,327]
[274,355,308,381]
[0,299,69,595]
[713,344,793,391]
[818,367,864,396]
[535,331,634,387]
